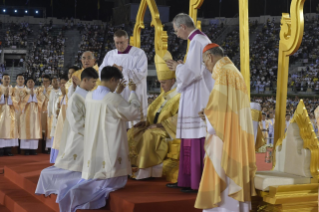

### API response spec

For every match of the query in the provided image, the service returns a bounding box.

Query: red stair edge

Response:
[0,204,11,212]
[0,176,55,212]
[4,165,60,212]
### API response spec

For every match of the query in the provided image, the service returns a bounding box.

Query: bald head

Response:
[81,51,96,69]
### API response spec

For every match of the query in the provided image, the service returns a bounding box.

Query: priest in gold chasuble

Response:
[19,78,45,155]
[195,44,256,211]
[128,53,180,182]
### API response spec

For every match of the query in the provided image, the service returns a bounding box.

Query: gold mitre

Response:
[155,51,175,81]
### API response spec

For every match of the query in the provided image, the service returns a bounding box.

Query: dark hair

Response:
[100,66,123,81]
[68,66,80,72]
[60,74,69,82]
[43,75,51,81]
[52,76,58,80]
[16,73,24,80]
[81,67,99,80]
[26,77,35,83]
[2,73,10,78]
[114,30,128,39]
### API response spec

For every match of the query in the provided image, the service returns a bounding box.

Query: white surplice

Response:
[99,47,148,125]
[55,86,88,172]
[176,30,214,139]
[20,94,39,150]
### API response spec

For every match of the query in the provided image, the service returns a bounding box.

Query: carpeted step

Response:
[4,161,60,212]
[0,175,55,212]
[0,204,11,212]
[77,209,112,212]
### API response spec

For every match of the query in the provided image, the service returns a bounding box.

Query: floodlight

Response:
[25,10,28,13]
[36,10,38,14]
[3,9,6,12]
[14,10,17,13]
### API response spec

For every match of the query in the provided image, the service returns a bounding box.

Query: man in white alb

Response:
[99,30,148,126]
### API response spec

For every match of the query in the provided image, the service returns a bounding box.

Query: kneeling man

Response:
[35,68,98,197]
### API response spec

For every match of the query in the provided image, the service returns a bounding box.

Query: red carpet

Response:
[0,153,272,212]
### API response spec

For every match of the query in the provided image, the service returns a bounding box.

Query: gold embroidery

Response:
[102,161,105,168]
[73,154,77,160]
[118,157,122,164]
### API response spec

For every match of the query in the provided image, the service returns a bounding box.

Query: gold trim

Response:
[272,100,319,181]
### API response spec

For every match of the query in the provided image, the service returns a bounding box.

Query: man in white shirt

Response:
[57,66,140,212]
[166,13,214,193]
[99,30,148,126]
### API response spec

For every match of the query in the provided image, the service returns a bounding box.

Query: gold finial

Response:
[73,154,77,160]
[102,161,106,168]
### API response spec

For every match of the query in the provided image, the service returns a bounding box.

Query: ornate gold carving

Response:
[73,154,77,160]
[273,0,305,168]
[274,0,305,144]
[273,100,319,181]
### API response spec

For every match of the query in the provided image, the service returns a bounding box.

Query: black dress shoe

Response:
[166,182,180,188]
[30,150,37,155]
[5,153,14,156]
[24,151,30,155]
[180,187,198,193]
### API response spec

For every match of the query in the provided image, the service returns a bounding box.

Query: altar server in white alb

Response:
[0,73,18,156]
[166,13,214,192]
[35,68,99,197]
[99,30,148,125]
[48,77,61,154]
[57,66,140,212]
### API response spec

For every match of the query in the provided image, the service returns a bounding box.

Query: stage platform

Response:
[0,153,272,212]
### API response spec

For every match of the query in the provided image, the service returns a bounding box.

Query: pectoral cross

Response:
[102,161,106,168]
[73,154,77,160]
[118,157,122,165]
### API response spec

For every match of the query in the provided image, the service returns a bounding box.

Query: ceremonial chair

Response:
[251,100,319,212]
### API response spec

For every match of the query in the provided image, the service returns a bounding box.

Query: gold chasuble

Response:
[40,86,53,139]
[72,64,101,90]
[128,53,181,182]
[52,95,68,150]
[195,57,256,209]
[18,88,45,140]
[0,85,18,139]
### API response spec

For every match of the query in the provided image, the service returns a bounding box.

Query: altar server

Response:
[50,75,68,163]
[0,74,18,156]
[99,30,148,125]
[195,44,256,211]
[35,68,98,197]
[19,78,45,155]
[48,77,61,157]
[166,13,214,192]
[41,75,53,153]
[57,66,140,212]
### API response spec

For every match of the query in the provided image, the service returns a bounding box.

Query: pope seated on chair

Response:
[128,53,180,181]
